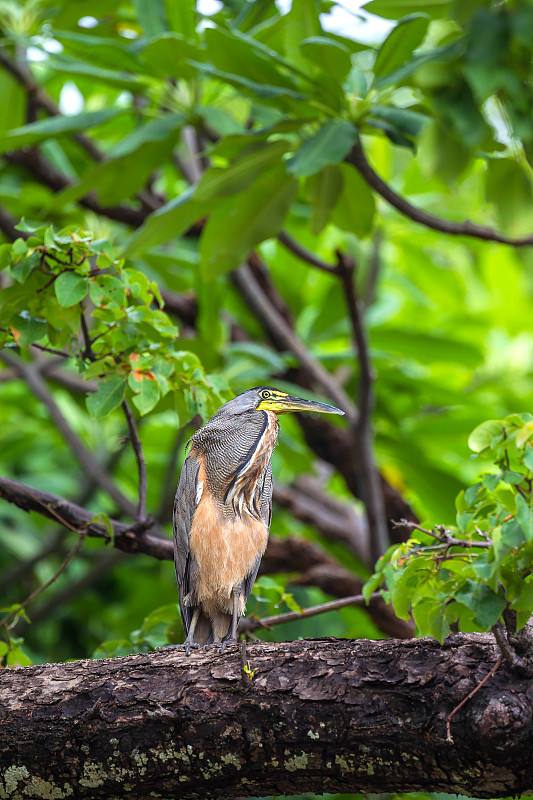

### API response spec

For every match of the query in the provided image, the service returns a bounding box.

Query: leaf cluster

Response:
[366,414,533,641]
[0,221,229,421]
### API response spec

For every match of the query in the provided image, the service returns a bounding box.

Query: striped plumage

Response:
[172,387,344,653]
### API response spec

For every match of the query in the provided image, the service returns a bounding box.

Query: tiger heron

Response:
[173,386,344,653]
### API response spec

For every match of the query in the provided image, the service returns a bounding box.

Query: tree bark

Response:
[1,635,531,800]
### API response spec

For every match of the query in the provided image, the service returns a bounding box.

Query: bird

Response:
[172,386,344,654]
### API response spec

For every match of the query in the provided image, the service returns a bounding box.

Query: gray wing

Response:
[243,460,273,604]
[172,452,201,635]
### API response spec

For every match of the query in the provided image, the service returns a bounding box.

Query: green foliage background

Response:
[0,1,532,794]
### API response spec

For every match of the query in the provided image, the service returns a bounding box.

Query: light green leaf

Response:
[362,0,451,20]
[330,162,375,238]
[374,14,429,84]
[11,315,47,347]
[54,272,88,307]
[195,140,290,202]
[305,164,344,235]
[468,420,504,453]
[140,33,199,79]
[133,0,167,36]
[122,188,204,256]
[86,376,126,418]
[164,0,196,37]
[44,55,149,91]
[300,37,352,84]
[200,166,298,278]
[516,494,533,542]
[287,120,357,178]
[129,373,161,415]
[0,109,124,153]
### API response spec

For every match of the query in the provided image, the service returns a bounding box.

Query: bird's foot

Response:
[203,637,238,654]
[155,642,200,657]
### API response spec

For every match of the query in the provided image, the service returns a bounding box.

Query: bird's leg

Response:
[183,607,202,655]
[229,585,242,642]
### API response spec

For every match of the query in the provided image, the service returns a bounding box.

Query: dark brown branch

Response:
[347,139,533,247]
[274,474,369,565]
[1,634,532,799]
[121,400,147,523]
[277,230,338,274]
[337,252,388,561]
[0,474,172,560]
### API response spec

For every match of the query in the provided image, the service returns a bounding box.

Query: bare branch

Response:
[0,529,87,630]
[239,591,381,634]
[121,400,147,523]
[277,231,338,275]
[0,474,173,560]
[347,139,533,247]
[337,252,388,561]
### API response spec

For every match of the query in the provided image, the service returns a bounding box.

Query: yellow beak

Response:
[258,395,345,416]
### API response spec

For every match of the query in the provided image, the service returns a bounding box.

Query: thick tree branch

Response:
[0,635,531,799]
[347,139,533,246]
[0,474,172,560]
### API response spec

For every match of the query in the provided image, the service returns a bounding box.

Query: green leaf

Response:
[300,37,353,84]
[54,272,88,308]
[305,164,344,235]
[10,251,40,283]
[374,14,430,84]
[11,315,47,347]
[363,570,385,602]
[44,55,149,92]
[287,120,357,178]
[194,140,290,202]
[133,0,168,36]
[468,420,504,453]
[86,376,126,418]
[129,373,161,415]
[486,159,533,236]
[362,0,451,20]
[516,494,533,542]
[330,163,376,238]
[454,581,506,629]
[204,26,300,92]
[524,447,533,473]
[140,33,199,79]
[200,166,298,278]
[0,109,124,153]
[122,188,203,256]
[164,0,196,37]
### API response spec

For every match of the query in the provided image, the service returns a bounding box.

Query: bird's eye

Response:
[261,390,271,399]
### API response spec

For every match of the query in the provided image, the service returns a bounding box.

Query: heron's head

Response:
[218,387,345,417]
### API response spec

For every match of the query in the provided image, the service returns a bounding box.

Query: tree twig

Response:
[0,529,88,630]
[277,231,338,275]
[121,400,147,523]
[239,591,381,634]
[337,252,388,561]
[446,655,503,743]
[347,139,533,247]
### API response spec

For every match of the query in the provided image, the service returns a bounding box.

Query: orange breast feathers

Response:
[188,458,269,613]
